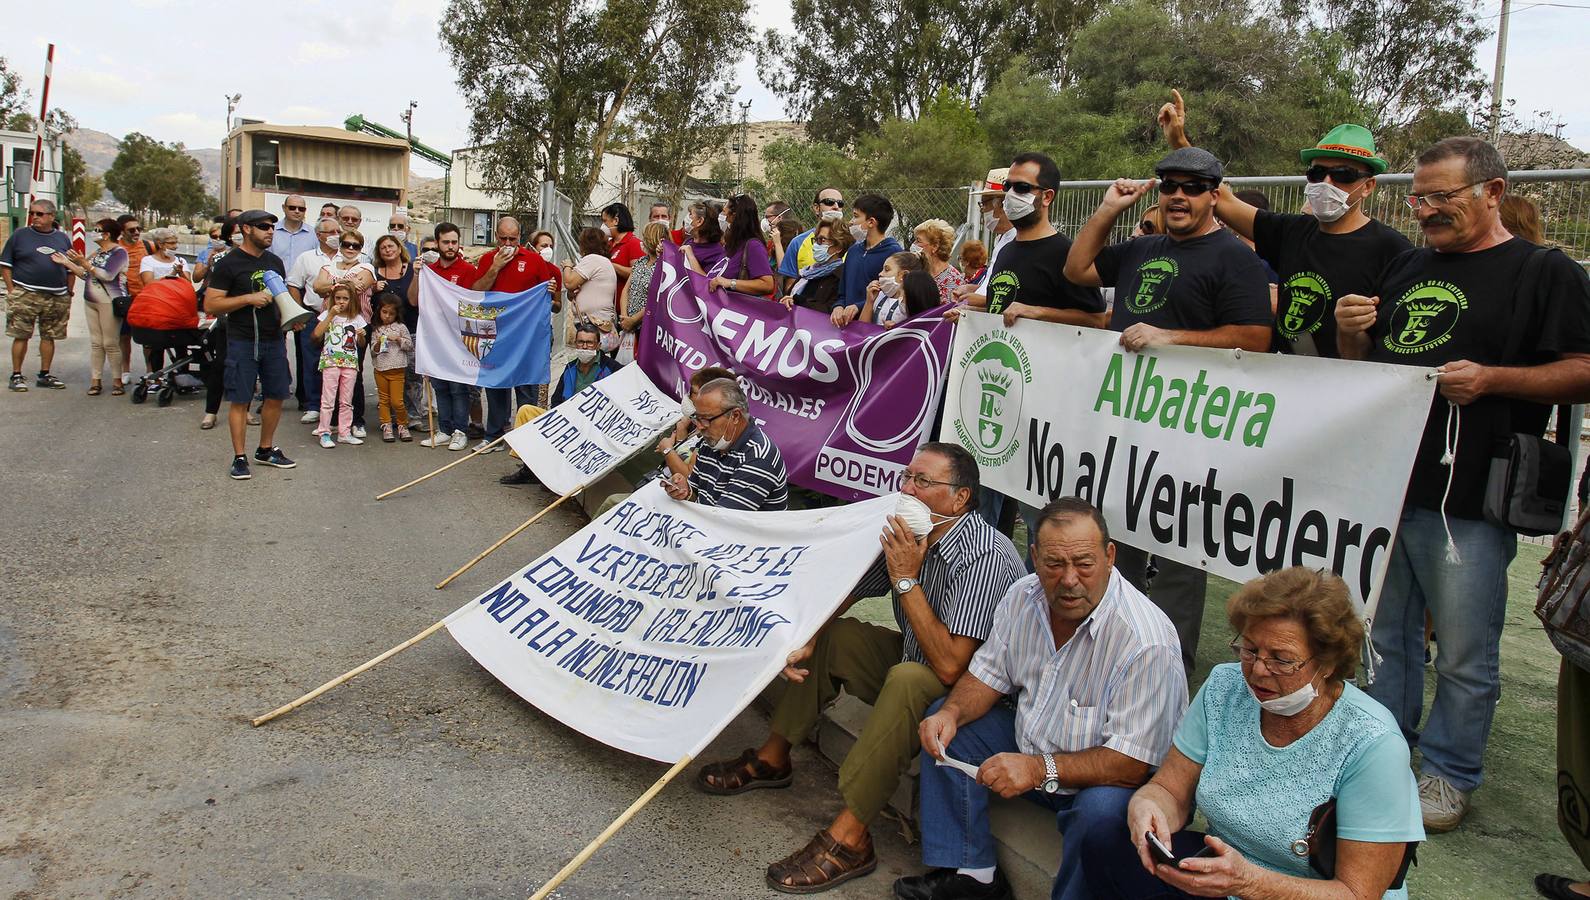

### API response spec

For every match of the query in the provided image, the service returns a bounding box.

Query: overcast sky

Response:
[2,0,1583,179]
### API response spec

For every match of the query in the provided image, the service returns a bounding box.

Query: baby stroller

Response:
[126,278,214,407]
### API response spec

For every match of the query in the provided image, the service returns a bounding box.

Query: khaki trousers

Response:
[768,617,947,824]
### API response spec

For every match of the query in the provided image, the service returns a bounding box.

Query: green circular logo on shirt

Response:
[987,270,1021,314]
[1278,271,1331,339]
[1127,257,1178,315]
[1383,280,1468,354]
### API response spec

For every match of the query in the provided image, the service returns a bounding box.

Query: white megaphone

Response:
[262,270,315,329]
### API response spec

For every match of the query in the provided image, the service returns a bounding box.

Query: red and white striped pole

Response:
[29,43,54,209]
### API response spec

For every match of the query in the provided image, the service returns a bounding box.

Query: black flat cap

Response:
[1154,147,1224,181]
[236,209,278,226]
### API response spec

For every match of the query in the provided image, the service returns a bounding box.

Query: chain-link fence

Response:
[1046,169,1590,260]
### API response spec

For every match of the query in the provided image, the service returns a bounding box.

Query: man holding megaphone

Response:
[202,209,309,481]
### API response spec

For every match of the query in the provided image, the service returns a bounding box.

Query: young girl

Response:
[313,284,367,448]
[370,293,414,443]
[861,251,926,327]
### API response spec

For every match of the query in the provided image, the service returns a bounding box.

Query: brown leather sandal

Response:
[766,829,876,894]
[694,748,793,795]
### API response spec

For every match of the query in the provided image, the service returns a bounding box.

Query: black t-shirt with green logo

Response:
[985,232,1104,316]
[1252,210,1413,358]
[1095,230,1273,334]
[1367,237,1590,518]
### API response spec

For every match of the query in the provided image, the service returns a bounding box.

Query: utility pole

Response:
[1488,0,1510,143]
[223,93,240,210]
[402,100,418,143]
[737,100,752,185]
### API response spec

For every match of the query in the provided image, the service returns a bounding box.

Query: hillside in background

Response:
[64,126,221,196]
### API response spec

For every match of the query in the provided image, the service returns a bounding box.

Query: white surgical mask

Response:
[811,243,830,264]
[325,235,340,250]
[820,208,843,222]
[573,348,597,364]
[761,217,774,234]
[711,434,733,451]
[420,250,439,265]
[1250,678,1318,716]
[537,246,554,262]
[600,223,612,238]
[893,492,958,537]
[681,395,696,417]
[1304,180,1355,223]
[908,243,924,255]
[849,223,867,243]
[1002,190,1036,222]
[982,211,997,232]
[717,214,729,231]
[877,274,899,296]
[231,232,244,246]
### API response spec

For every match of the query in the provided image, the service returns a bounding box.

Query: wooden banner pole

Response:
[434,490,579,590]
[528,755,694,900]
[250,617,452,727]
[425,376,436,447]
[376,435,506,500]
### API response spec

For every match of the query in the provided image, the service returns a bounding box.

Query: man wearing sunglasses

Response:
[269,194,318,270]
[1165,112,1413,357]
[2,199,75,391]
[1335,136,1590,834]
[777,188,845,295]
[1065,147,1273,676]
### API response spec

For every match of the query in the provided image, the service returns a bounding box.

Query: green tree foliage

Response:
[858,92,990,191]
[0,56,30,130]
[59,143,103,211]
[759,0,1105,147]
[626,24,738,208]
[104,133,207,220]
[442,0,748,212]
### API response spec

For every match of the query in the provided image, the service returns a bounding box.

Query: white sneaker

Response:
[1417,772,1470,833]
[338,434,365,445]
[301,410,320,424]
[352,424,368,439]
[419,432,450,447]
[473,439,504,454]
[319,433,336,449]
[447,429,468,451]
[120,372,131,385]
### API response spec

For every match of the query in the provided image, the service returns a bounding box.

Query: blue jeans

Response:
[486,384,541,439]
[1365,504,1516,792]
[294,327,321,409]
[433,379,472,436]
[1080,823,1206,899]
[918,699,1134,900]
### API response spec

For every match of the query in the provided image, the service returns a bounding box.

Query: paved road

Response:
[0,307,916,899]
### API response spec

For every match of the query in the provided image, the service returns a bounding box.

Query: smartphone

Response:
[1146,833,1215,866]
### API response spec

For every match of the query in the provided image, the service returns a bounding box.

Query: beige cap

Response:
[973,167,1010,196]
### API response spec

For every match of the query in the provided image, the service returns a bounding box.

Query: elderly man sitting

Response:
[661,377,788,511]
[696,443,1026,893]
[900,497,1187,900]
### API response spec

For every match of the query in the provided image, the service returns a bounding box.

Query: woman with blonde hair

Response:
[911,218,964,303]
[616,221,670,363]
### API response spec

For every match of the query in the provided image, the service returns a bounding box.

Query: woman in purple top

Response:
[703,194,776,297]
[683,199,725,274]
[54,217,129,395]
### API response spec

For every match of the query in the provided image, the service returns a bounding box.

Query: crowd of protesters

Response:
[4,96,1590,900]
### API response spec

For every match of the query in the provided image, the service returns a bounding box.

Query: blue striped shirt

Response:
[687,421,789,511]
[854,513,1026,665]
[969,568,1187,783]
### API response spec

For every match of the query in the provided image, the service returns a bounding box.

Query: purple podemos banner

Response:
[638,241,953,501]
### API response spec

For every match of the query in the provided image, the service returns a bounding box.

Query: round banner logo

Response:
[954,330,1033,467]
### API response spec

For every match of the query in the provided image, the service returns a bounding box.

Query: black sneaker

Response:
[920,870,1012,900]
[254,446,297,469]
[8,373,26,392]
[500,465,539,485]
[229,456,251,480]
[893,868,956,900]
[466,422,486,439]
[35,372,65,389]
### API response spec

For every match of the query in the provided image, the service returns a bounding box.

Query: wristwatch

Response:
[894,576,920,595]
[1041,754,1060,794]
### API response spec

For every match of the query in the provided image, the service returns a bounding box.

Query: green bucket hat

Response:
[1299,124,1389,174]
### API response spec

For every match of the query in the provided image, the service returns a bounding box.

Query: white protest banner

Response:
[502,365,679,496]
[445,483,894,763]
[943,312,1435,619]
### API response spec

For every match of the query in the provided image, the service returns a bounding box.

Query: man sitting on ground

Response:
[661,378,788,512]
[901,497,1186,900]
[695,443,1025,894]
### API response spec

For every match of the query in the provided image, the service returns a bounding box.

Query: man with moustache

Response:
[1336,136,1590,832]
[899,498,1185,900]
[1064,147,1273,676]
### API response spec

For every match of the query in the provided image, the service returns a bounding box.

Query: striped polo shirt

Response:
[687,420,789,511]
[854,513,1026,665]
[969,568,1187,787]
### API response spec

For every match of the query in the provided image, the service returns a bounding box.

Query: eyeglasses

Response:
[250,222,275,231]
[1405,181,1487,211]
[690,409,735,426]
[1305,164,1370,185]
[125,227,142,234]
[1158,179,1215,197]
[389,223,405,229]
[28,210,49,217]
[342,242,363,250]
[818,198,845,208]
[1137,221,1156,234]
[898,469,960,491]
[1229,640,1312,676]
[1003,180,1040,195]
[284,204,307,212]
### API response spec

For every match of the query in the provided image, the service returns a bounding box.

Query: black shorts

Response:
[224,337,291,403]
